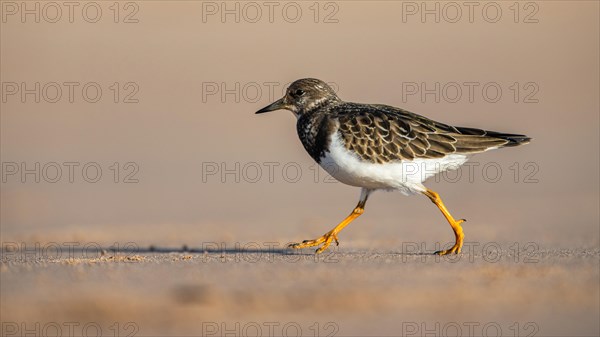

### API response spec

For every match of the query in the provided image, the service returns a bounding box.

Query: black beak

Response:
[255,98,286,114]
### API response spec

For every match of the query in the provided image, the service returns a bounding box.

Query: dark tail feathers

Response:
[456,127,531,147]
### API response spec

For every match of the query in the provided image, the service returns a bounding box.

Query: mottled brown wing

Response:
[336,105,514,164]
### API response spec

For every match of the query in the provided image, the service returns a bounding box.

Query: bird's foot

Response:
[288,231,339,254]
[434,219,465,255]
[434,243,462,255]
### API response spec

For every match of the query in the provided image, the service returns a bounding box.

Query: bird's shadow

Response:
[65,245,316,256]
[62,245,435,257]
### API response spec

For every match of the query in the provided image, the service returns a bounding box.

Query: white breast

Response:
[320,132,469,195]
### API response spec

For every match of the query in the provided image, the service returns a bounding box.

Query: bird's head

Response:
[255,78,340,117]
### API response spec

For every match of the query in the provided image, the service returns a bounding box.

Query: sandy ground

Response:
[1,243,598,337]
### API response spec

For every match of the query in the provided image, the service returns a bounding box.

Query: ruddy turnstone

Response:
[256,78,531,255]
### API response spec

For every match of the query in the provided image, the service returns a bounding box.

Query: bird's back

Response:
[311,101,531,165]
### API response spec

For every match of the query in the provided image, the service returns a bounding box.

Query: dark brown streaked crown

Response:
[255,78,340,116]
[255,79,343,162]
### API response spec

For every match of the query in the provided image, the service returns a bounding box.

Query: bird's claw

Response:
[288,231,339,254]
[434,244,462,255]
[434,223,464,255]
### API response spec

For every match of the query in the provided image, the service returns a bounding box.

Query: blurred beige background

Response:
[1,1,599,336]
[1,1,598,247]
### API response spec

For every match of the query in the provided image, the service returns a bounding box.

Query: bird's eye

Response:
[292,89,305,97]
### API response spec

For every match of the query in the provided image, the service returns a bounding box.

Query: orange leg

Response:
[423,188,465,255]
[289,188,370,254]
